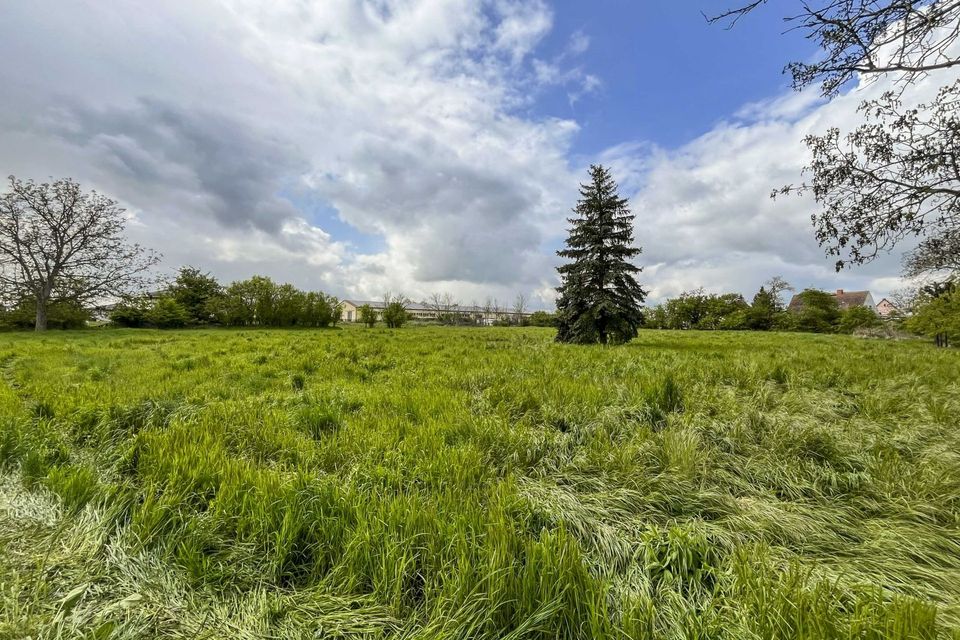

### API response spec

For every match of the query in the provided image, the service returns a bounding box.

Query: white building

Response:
[340,300,528,325]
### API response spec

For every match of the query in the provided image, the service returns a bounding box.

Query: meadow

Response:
[0,326,958,639]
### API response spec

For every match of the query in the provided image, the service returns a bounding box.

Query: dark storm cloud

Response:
[40,98,305,233]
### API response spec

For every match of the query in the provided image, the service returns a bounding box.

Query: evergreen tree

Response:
[555,165,646,344]
[746,286,777,330]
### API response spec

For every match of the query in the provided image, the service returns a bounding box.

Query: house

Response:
[340,299,529,324]
[90,291,165,323]
[788,289,877,313]
[875,297,902,318]
[832,289,877,311]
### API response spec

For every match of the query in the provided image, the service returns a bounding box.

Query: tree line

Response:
[552,0,960,346]
[642,281,884,335]
[109,268,341,329]
[552,165,957,346]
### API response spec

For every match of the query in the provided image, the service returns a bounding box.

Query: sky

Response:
[0,0,943,308]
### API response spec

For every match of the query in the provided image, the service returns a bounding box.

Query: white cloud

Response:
[567,30,590,56]
[492,0,554,63]
[0,0,579,305]
[0,0,952,311]
[602,64,960,305]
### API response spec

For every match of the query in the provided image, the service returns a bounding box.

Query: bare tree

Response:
[764,275,795,309]
[709,1,960,270]
[481,296,494,326]
[891,284,922,311]
[492,298,505,323]
[427,291,461,324]
[468,299,481,325]
[512,293,528,325]
[0,176,160,330]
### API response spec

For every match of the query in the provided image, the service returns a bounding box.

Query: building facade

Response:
[340,300,530,325]
[875,297,901,318]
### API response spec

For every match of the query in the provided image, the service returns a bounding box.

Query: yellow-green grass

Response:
[0,327,958,639]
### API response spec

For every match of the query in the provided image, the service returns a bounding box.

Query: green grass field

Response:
[1,327,958,639]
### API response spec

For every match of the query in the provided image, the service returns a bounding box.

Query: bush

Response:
[382,302,409,328]
[147,297,191,329]
[359,304,378,328]
[110,301,150,328]
[838,306,881,333]
[528,310,557,327]
[789,289,840,333]
[718,309,749,330]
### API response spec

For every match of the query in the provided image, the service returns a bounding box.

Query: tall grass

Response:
[1,327,958,638]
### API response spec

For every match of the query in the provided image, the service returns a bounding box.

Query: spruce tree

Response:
[555,165,646,344]
[746,286,777,330]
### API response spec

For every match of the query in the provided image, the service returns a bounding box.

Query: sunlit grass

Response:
[1,326,958,638]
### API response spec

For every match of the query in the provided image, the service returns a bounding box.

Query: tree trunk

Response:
[35,298,48,331]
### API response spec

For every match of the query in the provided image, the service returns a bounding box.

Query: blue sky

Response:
[534,1,817,152]
[0,0,922,306]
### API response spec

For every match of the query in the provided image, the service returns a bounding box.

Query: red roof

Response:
[787,289,872,311]
[833,290,870,309]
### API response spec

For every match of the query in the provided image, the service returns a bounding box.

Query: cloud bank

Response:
[0,0,942,307]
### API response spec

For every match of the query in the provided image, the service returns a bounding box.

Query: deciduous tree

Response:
[906,285,960,346]
[764,276,795,310]
[513,293,529,326]
[0,176,160,330]
[382,292,410,328]
[359,304,378,327]
[428,292,460,325]
[902,228,960,277]
[789,288,841,333]
[710,1,960,270]
[167,266,222,324]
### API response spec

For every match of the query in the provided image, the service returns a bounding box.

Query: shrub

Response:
[718,309,749,330]
[110,300,150,327]
[528,310,557,327]
[359,304,378,327]
[382,302,409,328]
[838,305,881,333]
[1,298,90,330]
[789,289,840,333]
[147,297,191,329]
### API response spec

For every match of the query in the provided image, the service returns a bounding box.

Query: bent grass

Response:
[0,327,958,638]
